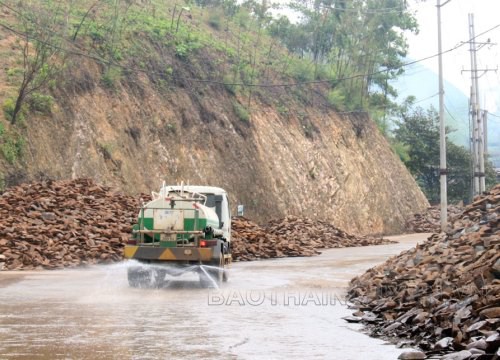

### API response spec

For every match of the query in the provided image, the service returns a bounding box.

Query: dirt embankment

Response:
[2,88,429,236]
[0,26,428,236]
[346,184,500,359]
[0,178,400,271]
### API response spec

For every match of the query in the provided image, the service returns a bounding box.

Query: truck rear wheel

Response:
[128,267,150,288]
[128,266,164,288]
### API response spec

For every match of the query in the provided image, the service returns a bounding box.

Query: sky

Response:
[405,0,500,114]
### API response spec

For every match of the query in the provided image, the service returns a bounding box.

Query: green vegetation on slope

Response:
[2,0,480,206]
[0,0,417,124]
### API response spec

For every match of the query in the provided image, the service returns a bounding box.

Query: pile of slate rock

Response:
[346,184,500,359]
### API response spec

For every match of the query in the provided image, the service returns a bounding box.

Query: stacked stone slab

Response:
[267,215,394,248]
[231,217,320,261]
[347,184,500,359]
[0,178,140,270]
[231,216,394,261]
[0,179,396,270]
[406,205,464,233]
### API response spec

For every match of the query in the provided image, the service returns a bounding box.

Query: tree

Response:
[9,1,66,124]
[393,104,496,204]
[269,0,418,112]
[394,106,440,201]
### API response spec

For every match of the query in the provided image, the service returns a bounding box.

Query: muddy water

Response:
[0,233,430,359]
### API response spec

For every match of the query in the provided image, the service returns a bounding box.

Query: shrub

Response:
[223,74,237,95]
[1,135,24,164]
[232,101,250,123]
[235,10,251,29]
[277,105,289,117]
[98,142,115,160]
[2,97,27,125]
[327,88,346,110]
[101,67,121,89]
[28,93,54,114]
[2,98,16,122]
[372,110,389,136]
[207,10,223,30]
[288,60,314,82]
[314,64,336,81]
[174,38,202,59]
[6,68,23,77]
[175,43,190,58]
[239,63,254,83]
[391,141,411,163]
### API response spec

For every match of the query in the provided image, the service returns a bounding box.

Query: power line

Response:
[414,92,440,104]
[444,104,459,124]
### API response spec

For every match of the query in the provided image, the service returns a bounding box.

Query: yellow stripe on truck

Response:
[158,249,176,260]
[123,246,139,259]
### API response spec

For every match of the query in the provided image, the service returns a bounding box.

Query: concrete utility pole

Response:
[437,0,451,232]
[471,15,486,194]
[464,14,497,195]
[468,13,481,195]
[483,110,488,158]
[468,97,474,199]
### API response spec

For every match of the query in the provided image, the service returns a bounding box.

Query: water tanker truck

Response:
[124,183,231,288]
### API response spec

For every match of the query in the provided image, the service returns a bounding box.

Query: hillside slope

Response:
[0,1,429,235]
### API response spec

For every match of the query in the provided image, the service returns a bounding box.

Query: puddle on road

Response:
[0,235,427,359]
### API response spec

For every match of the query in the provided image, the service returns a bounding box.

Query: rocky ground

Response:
[0,179,394,270]
[346,184,500,360]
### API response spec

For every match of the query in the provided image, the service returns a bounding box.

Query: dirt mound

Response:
[231,215,394,261]
[346,184,500,358]
[0,178,139,270]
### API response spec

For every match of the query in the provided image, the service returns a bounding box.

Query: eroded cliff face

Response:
[3,61,428,235]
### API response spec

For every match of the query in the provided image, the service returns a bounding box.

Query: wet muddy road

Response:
[0,233,430,359]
